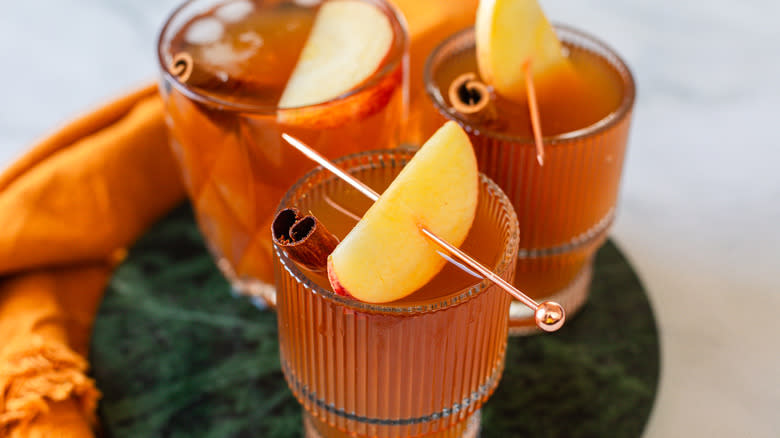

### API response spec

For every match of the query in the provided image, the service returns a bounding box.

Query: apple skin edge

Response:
[327,256,355,299]
[277,65,403,130]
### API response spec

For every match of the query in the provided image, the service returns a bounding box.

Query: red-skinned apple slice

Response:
[327,122,479,303]
[277,0,397,129]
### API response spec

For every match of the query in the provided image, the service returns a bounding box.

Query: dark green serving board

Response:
[91,204,659,438]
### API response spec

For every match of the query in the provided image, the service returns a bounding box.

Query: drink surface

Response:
[295,163,504,305]
[159,0,406,289]
[430,42,625,138]
[167,1,315,106]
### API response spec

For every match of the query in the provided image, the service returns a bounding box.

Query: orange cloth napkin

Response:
[0,84,184,437]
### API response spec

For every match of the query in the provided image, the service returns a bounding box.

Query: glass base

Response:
[303,410,481,438]
[508,259,593,336]
[212,252,277,308]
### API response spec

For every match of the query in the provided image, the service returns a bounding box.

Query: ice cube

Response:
[238,31,264,48]
[294,0,322,6]
[200,42,241,70]
[215,0,255,23]
[199,41,257,70]
[185,17,225,45]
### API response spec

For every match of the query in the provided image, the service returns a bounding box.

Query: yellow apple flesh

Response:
[475,0,576,102]
[327,122,479,303]
[278,1,393,110]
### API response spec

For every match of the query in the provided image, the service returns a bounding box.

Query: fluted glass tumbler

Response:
[273,149,519,437]
[157,0,408,305]
[424,27,636,334]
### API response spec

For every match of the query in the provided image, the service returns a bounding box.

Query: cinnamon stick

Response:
[272,208,339,272]
[169,51,279,99]
[170,52,194,83]
[448,73,496,123]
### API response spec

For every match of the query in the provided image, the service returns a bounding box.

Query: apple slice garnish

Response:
[327,122,479,303]
[475,0,578,102]
[277,0,396,128]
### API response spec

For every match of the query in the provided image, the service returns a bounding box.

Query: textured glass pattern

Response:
[274,150,519,437]
[425,27,635,329]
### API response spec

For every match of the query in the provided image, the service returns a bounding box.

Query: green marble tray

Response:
[90,204,659,438]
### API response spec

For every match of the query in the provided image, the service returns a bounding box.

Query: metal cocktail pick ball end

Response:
[536,301,566,332]
[281,133,566,333]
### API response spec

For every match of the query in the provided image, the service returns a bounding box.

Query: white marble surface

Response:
[1,0,778,436]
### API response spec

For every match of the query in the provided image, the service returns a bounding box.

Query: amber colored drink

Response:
[387,0,478,145]
[157,0,408,301]
[274,150,519,437]
[424,27,635,333]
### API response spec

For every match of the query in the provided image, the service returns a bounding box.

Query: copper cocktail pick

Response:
[523,60,545,166]
[281,133,565,332]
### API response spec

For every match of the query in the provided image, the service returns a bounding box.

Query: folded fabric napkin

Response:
[0,84,184,437]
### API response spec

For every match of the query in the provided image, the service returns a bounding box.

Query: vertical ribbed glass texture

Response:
[274,149,519,437]
[424,27,635,332]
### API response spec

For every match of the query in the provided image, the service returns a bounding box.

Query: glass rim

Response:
[423,24,637,144]
[156,0,409,114]
[273,147,520,315]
